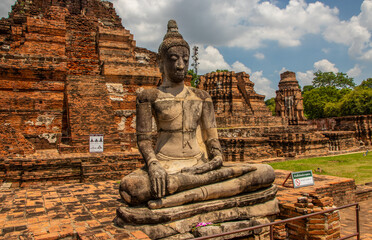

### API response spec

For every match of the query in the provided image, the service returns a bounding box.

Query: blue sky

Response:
[1,0,371,98]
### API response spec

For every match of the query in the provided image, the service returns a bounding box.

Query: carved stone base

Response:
[164,217,273,240]
[115,185,279,239]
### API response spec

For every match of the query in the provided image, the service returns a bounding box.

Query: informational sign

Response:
[89,134,104,153]
[291,170,314,188]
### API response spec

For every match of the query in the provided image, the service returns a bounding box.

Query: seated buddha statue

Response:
[118,20,275,210]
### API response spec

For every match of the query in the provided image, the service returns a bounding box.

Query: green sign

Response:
[291,170,314,188]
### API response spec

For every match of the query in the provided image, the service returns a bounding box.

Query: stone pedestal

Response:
[115,185,279,239]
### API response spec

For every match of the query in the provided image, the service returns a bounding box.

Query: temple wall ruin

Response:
[309,115,372,146]
[0,0,160,155]
[199,71,363,162]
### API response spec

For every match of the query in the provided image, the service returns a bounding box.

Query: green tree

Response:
[324,101,342,117]
[211,69,229,73]
[303,87,350,119]
[302,85,314,94]
[358,78,372,89]
[313,70,355,89]
[338,87,372,116]
[302,71,361,119]
[264,97,276,116]
[187,69,199,87]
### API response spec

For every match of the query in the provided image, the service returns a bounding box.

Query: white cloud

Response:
[0,0,13,19]
[313,59,339,72]
[358,0,372,31]
[296,70,314,86]
[197,45,230,74]
[250,71,276,99]
[254,52,265,60]
[231,61,252,74]
[228,0,339,49]
[322,0,372,60]
[112,0,371,61]
[347,65,362,78]
[111,0,340,52]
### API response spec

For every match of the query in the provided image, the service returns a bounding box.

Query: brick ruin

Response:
[275,71,306,125]
[309,115,372,148]
[0,0,160,156]
[0,0,162,183]
[198,71,363,161]
[0,0,368,184]
[199,71,281,127]
[0,2,370,240]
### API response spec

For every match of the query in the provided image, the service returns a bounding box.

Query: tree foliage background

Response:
[188,69,199,87]
[265,98,276,116]
[303,71,371,119]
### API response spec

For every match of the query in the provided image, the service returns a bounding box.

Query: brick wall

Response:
[0,123,35,160]
[64,75,120,152]
[1,151,143,186]
[0,0,161,156]
[309,115,372,146]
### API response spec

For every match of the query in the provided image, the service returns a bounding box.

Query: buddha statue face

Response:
[161,46,189,84]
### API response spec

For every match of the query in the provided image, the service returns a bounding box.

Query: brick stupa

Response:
[275,71,306,125]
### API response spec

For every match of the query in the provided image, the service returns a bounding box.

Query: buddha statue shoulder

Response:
[119,20,275,210]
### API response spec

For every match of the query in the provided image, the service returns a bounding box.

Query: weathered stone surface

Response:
[146,164,275,209]
[117,185,277,224]
[116,198,279,239]
[116,20,279,240]
[192,217,271,240]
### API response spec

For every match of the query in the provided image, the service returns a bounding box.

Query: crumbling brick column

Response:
[278,194,341,240]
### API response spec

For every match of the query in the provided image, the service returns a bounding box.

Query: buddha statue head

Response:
[158,20,190,84]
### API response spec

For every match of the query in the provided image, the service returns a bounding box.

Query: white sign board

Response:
[89,134,104,153]
[291,170,314,188]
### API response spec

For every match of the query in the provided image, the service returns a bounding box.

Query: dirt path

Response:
[340,200,372,239]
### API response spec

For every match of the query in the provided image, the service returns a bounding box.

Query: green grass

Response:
[269,152,372,185]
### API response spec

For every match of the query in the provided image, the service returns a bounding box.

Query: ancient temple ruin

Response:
[0,0,160,156]
[198,70,362,161]
[0,0,368,185]
[275,71,306,125]
[199,71,280,127]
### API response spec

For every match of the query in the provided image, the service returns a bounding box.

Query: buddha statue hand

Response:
[148,160,168,198]
[181,155,223,175]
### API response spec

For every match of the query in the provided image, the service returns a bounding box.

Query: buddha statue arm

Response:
[136,96,167,198]
[181,96,223,174]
